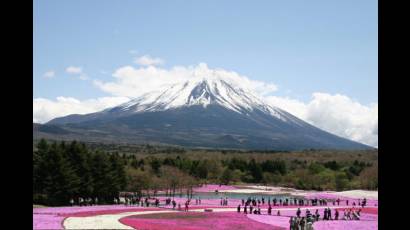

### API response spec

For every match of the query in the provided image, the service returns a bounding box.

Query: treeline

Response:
[33,139,127,206]
[125,153,377,192]
[33,140,378,206]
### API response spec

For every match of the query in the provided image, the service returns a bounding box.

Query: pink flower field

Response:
[33,185,378,229]
[313,220,378,230]
[306,192,378,207]
[33,214,65,230]
[33,205,158,230]
[120,211,286,230]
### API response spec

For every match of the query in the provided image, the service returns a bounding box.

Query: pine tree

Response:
[33,139,49,203]
[249,159,263,183]
[64,141,94,202]
[109,153,127,200]
[39,142,81,206]
[91,151,116,203]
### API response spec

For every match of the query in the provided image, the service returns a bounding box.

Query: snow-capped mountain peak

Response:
[45,73,372,151]
[114,76,291,122]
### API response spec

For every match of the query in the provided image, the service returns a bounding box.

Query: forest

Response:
[33,139,378,206]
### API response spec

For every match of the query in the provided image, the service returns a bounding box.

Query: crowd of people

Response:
[121,195,160,207]
[220,197,229,206]
[233,196,369,230]
[71,192,369,230]
[289,206,363,229]
[239,197,334,207]
[67,189,371,230]
[69,197,99,206]
[239,196,319,208]
[195,197,202,205]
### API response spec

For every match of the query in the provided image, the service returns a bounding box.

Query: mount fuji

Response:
[36,76,372,150]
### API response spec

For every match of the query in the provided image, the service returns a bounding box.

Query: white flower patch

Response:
[63,210,177,229]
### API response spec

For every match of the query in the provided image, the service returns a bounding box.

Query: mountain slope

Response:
[43,77,372,150]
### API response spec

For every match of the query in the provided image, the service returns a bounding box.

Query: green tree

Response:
[220,168,233,185]
[207,159,223,181]
[109,153,127,198]
[335,172,349,191]
[308,162,326,174]
[65,141,94,201]
[150,157,162,175]
[195,160,209,179]
[248,159,262,182]
[38,142,80,206]
[91,151,116,203]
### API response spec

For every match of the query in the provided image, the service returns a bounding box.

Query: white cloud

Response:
[265,93,378,147]
[66,66,83,74]
[35,59,377,147]
[65,66,90,80]
[94,63,278,98]
[264,96,308,119]
[43,70,55,78]
[33,96,129,123]
[134,55,164,66]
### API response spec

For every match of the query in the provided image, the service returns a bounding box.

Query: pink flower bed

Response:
[245,206,377,229]
[306,192,378,207]
[34,205,146,215]
[33,214,65,230]
[193,184,237,193]
[33,190,378,230]
[313,220,378,230]
[61,208,159,217]
[120,211,285,230]
[246,214,290,229]
[33,205,159,230]
[334,207,378,215]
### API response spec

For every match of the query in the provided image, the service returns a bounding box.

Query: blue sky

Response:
[34,0,377,103]
[33,0,378,146]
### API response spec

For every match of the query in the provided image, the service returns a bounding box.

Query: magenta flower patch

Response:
[120,211,285,230]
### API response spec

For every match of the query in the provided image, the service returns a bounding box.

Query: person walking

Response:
[328,208,332,220]
[296,207,301,218]
[295,217,301,230]
[185,201,189,212]
[362,198,367,208]
[300,217,306,230]
[315,209,320,221]
[289,217,294,230]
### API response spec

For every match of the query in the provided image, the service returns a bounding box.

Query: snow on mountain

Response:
[44,74,373,150]
[111,76,298,124]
